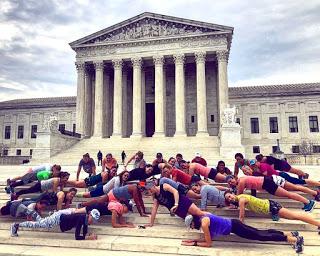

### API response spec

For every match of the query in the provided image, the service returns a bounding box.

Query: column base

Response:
[153,132,166,137]
[111,133,122,138]
[196,131,209,137]
[174,132,187,137]
[130,133,143,138]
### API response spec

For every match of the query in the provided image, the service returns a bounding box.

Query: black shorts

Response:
[86,203,112,216]
[190,175,201,183]
[269,200,282,215]
[177,184,189,196]
[262,176,278,195]
[84,173,102,187]
[208,168,218,180]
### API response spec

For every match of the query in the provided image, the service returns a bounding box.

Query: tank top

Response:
[236,194,270,214]
[243,176,264,190]
[237,159,250,169]
[259,163,279,176]
[154,184,175,210]
[193,163,211,177]
[202,213,232,238]
[40,178,54,191]
[134,159,146,169]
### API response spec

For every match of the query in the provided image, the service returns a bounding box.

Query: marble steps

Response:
[1,231,316,256]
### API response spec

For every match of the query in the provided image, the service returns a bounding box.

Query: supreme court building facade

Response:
[70,12,232,139]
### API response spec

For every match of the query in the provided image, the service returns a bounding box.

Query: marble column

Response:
[141,68,146,136]
[93,61,104,137]
[217,50,229,127]
[84,67,92,137]
[131,57,143,137]
[173,53,186,136]
[153,55,166,136]
[112,59,123,137]
[75,62,85,135]
[195,51,209,136]
[122,67,128,137]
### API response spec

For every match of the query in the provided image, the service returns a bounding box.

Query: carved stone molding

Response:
[131,57,142,68]
[112,59,123,69]
[153,56,164,66]
[216,50,229,62]
[75,62,85,72]
[173,54,185,65]
[195,51,206,63]
[93,61,104,71]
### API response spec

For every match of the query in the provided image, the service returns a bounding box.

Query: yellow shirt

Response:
[236,194,270,214]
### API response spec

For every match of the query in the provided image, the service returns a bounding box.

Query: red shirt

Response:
[171,168,192,185]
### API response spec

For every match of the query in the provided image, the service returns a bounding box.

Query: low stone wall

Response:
[0,156,31,165]
[286,154,320,165]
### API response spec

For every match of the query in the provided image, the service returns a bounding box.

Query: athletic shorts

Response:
[177,184,189,196]
[89,184,104,198]
[84,173,102,187]
[279,172,306,185]
[190,175,201,183]
[262,176,278,195]
[208,168,218,180]
[269,200,282,215]
[175,195,193,219]
[272,175,286,187]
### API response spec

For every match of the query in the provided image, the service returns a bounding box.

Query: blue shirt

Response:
[200,185,225,210]
[203,213,232,238]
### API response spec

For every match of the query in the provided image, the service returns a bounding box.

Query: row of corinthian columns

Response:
[75,50,229,138]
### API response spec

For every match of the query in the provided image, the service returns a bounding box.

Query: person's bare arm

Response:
[81,195,108,207]
[237,179,245,195]
[125,155,135,167]
[52,178,59,192]
[56,191,65,210]
[163,183,179,213]
[238,197,247,222]
[181,217,212,247]
[131,187,147,217]
[234,163,239,177]
[76,166,81,181]
[144,198,159,227]
[92,165,96,176]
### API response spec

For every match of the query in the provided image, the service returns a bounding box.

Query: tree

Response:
[298,140,314,164]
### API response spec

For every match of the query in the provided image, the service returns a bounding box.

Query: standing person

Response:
[97,150,103,166]
[125,151,146,169]
[225,175,316,212]
[256,154,308,178]
[77,153,96,180]
[121,150,126,165]
[5,164,61,193]
[182,213,304,253]
[216,161,232,175]
[10,209,100,240]
[191,153,207,167]
[11,172,70,201]
[102,153,118,172]
[224,191,320,232]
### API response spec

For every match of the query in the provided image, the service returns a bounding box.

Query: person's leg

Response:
[18,211,61,229]
[284,181,317,197]
[288,167,305,177]
[10,180,24,188]
[15,182,42,197]
[305,179,320,187]
[187,203,206,216]
[279,208,320,227]
[274,186,309,204]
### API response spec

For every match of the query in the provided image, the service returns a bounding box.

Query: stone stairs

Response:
[40,136,225,166]
[0,181,320,256]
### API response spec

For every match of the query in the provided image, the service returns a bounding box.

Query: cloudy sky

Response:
[0,0,319,101]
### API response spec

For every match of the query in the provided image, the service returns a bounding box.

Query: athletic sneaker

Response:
[294,236,304,253]
[303,173,309,179]
[291,231,299,237]
[271,213,279,221]
[315,190,320,202]
[10,223,19,237]
[303,200,316,212]
[10,192,18,201]
[4,186,11,194]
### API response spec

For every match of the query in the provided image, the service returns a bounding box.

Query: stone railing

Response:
[0,156,32,165]
[285,154,320,165]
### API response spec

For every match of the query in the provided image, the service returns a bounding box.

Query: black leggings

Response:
[231,219,287,242]
[15,182,41,197]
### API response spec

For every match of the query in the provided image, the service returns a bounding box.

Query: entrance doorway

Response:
[145,103,155,137]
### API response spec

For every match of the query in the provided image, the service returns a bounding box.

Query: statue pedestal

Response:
[219,124,244,159]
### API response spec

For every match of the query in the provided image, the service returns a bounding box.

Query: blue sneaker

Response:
[271,213,279,221]
[303,200,316,212]
[291,231,299,237]
[294,236,304,253]
[10,223,19,237]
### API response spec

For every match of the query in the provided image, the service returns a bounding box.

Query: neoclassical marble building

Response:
[0,13,319,162]
[69,12,233,138]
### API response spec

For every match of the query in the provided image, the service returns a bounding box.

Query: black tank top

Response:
[154,184,174,210]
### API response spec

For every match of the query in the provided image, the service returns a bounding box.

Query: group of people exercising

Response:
[2,151,319,253]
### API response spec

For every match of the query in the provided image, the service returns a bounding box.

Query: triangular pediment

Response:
[70,12,233,48]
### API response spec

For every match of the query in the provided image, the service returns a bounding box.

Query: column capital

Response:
[112,59,123,69]
[131,57,142,68]
[173,53,185,65]
[195,51,206,63]
[153,55,164,66]
[75,62,85,72]
[216,50,229,62]
[93,61,104,71]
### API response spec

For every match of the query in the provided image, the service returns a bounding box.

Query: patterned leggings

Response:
[18,209,74,229]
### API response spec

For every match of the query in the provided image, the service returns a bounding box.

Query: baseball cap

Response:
[195,152,201,157]
[90,209,100,222]
[184,215,193,229]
